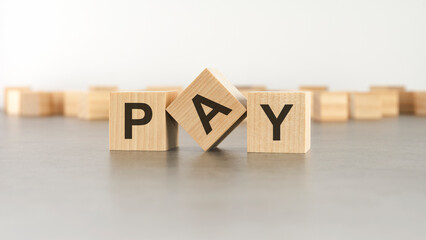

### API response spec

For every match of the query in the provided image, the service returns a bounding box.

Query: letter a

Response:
[192,94,232,135]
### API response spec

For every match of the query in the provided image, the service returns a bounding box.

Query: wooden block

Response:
[349,92,382,120]
[89,86,118,91]
[166,68,247,151]
[236,85,267,90]
[373,91,399,117]
[5,89,24,115]
[50,91,64,115]
[370,86,410,115]
[236,85,267,98]
[299,85,328,92]
[414,91,426,116]
[109,91,178,151]
[370,85,405,92]
[145,86,184,94]
[399,91,415,115]
[4,87,31,115]
[64,91,83,117]
[20,91,52,116]
[299,86,328,117]
[247,91,311,153]
[313,92,349,122]
[78,91,111,120]
[236,86,268,123]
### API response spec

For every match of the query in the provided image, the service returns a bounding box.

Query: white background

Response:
[1,0,425,107]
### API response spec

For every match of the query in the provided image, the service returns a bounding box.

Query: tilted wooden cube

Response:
[4,87,31,115]
[109,91,179,151]
[349,93,382,120]
[78,91,111,120]
[414,92,426,116]
[313,92,349,122]
[166,68,247,151]
[399,91,415,115]
[64,91,83,117]
[247,91,311,153]
[20,91,52,116]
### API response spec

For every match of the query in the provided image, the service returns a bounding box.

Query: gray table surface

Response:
[1,112,426,240]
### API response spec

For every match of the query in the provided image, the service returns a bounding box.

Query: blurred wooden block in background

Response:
[109,91,178,151]
[247,91,311,153]
[399,91,415,115]
[370,86,405,92]
[414,92,426,116]
[20,91,52,116]
[313,92,349,122]
[64,91,83,117]
[145,86,184,94]
[89,86,118,92]
[350,92,382,120]
[373,91,399,117]
[4,87,31,115]
[370,86,411,115]
[166,68,247,151]
[299,85,328,92]
[78,91,111,120]
[50,91,64,115]
[299,85,328,116]
[236,85,267,98]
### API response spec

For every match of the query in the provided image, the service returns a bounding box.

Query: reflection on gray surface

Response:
[0,112,425,240]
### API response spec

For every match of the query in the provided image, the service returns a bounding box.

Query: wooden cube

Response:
[299,85,328,92]
[64,91,83,117]
[299,85,328,116]
[78,91,111,120]
[236,85,267,98]
[373,91,399,117]
[313,92,349,122]
[109,91,178,151]
[400,91,415,114]
[247,91,311,153]
[414,91,426,116]
[4,87,31,115]
[166,68,247,151]
[20,91,52,116]
[89,86,118,91]
[145,86,184,94]
[370,86,411,115]
[349,93,382,120]
[50,91,64,115]
[370,86,405,92]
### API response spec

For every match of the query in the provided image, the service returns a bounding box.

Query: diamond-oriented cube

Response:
[166,68,247,151]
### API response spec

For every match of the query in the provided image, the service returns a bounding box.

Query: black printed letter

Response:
[192,94,232,135]
[261,104,293,141]
[125,103,153,139]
